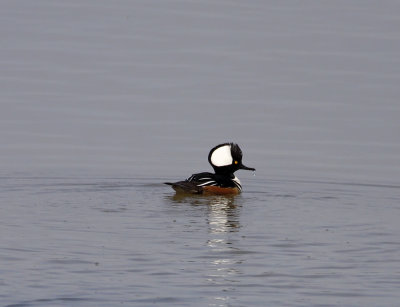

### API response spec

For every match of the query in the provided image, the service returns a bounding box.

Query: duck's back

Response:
[165,172,241,194]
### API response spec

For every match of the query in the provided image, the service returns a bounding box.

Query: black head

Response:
[208,143,255,175]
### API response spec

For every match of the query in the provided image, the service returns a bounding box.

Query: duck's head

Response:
[208,143,255,175]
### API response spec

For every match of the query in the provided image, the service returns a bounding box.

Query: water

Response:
[1,177,399,306]
[1,1,400,306]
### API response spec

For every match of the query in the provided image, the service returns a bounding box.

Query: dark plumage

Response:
[165,143,255,195]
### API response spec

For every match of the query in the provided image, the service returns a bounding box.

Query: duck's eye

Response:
[234,161,238,165]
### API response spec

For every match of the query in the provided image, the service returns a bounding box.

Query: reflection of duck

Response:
[207,196,240,234]
[165,143,255,195]
[205,195,242,304]
[166,194,240,233]
[166,193,242,304]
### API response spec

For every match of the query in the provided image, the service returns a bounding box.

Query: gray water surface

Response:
[1,0,400,306]
[1,176,400,306]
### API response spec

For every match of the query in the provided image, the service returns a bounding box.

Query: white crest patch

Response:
[210,144,233,167]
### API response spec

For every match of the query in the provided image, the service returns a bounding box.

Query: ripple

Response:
[5,297,91,307]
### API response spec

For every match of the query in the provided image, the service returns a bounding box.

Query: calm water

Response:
[1,0,400,306]
[1,176,399,306]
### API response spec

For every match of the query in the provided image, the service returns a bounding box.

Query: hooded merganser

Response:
[165,142,255,195]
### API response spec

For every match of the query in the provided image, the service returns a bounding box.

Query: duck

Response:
[165,142,255,195]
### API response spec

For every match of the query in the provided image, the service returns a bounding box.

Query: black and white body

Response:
[165,143,255,195]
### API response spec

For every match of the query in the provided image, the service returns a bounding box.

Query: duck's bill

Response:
[240,164,255,171]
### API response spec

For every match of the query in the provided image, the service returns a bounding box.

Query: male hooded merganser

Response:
[165,143,255,195]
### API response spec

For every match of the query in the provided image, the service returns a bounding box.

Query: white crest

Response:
[210,144,232,167]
